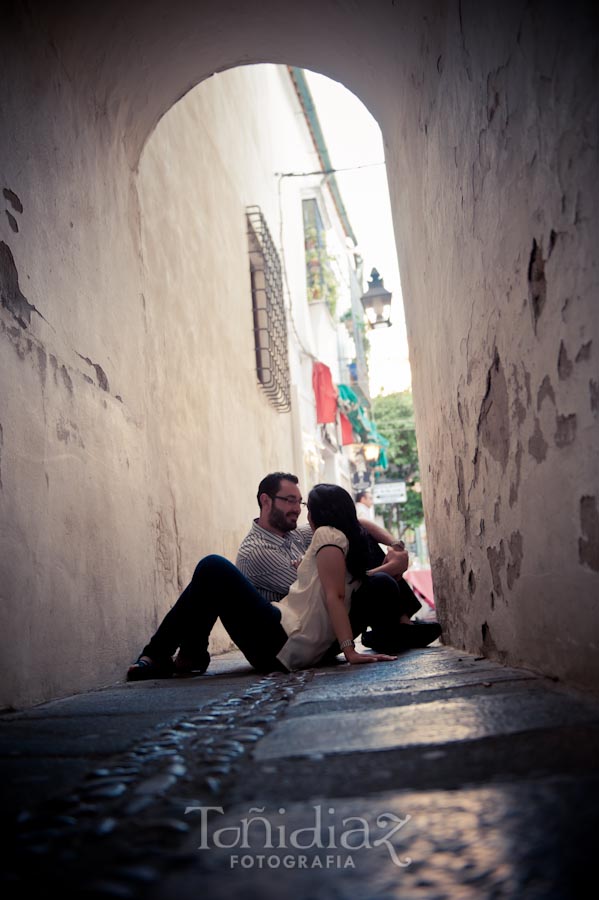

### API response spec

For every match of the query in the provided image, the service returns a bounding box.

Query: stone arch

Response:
[1,0,597,705]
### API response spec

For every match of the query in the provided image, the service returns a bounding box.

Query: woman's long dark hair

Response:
[307,483,371,579]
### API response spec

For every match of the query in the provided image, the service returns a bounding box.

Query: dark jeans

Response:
[350,572,422,637]
[142,555,288,672]
[348,532,422,636]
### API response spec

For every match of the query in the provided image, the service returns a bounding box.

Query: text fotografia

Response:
[185,804,412,869]
[230,854,353,870]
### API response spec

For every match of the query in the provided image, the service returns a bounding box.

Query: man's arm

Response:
[359,518,409,581]
[366,545,409,579]
[359,518,405,551]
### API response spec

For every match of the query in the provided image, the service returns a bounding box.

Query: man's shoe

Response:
[126,657,175,681]
[366,623,442,652]
[173,650,210,676]
[397,622,442,648]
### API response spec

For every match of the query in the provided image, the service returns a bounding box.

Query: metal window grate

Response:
[246,206,291,413]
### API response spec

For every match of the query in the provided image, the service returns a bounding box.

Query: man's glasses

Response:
[272,495,307,508]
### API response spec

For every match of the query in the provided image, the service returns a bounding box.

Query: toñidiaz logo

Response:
[185,804,412,870]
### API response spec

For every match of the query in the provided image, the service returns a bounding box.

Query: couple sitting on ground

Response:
[127,472,441,680]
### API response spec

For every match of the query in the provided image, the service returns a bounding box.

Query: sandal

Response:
[126,656,174,682]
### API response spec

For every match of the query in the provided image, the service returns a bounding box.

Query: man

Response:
[237,472,441,651]
[235,472,312,604]
[355,489,375,521]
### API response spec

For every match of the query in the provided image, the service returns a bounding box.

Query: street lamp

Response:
[363,442,381,463]
[360,268,392,328]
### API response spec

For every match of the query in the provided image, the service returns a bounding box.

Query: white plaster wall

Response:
[0,52,319,706]
[0,27,161,707]
[137,64,327,644]
[373,1,599,686]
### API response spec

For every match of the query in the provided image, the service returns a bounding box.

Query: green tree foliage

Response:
[372,391,424,532]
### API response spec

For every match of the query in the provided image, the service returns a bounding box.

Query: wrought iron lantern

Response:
[360,268,392,328]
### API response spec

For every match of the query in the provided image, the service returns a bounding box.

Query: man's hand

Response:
[366,545,409,580]
[384,545,409,576]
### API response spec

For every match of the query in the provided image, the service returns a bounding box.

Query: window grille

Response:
[246,206,291,413]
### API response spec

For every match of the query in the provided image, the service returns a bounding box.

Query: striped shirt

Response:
[236,520,313,604]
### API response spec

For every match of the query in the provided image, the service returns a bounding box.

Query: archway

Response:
[0,0,596,706]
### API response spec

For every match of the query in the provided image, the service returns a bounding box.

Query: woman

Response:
[127,483,395,680]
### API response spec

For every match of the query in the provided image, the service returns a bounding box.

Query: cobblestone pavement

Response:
[1,644,598,898]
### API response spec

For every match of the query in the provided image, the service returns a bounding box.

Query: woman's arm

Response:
[316,546,395,665]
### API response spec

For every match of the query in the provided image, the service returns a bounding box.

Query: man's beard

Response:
[268,505,297,533]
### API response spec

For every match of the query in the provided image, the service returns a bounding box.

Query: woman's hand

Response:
[344,647,397,664]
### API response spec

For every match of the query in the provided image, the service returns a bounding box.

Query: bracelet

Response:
[339,638,355,651]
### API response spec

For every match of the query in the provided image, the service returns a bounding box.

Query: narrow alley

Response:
[1,3,597,897]
[2,642,598,898]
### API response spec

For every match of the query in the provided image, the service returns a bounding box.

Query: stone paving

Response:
[1,644,598,898]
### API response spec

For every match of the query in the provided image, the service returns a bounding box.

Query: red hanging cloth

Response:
[340,412,355,445]
[312,361,338,424]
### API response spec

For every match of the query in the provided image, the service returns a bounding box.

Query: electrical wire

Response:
[275,162,385,178]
